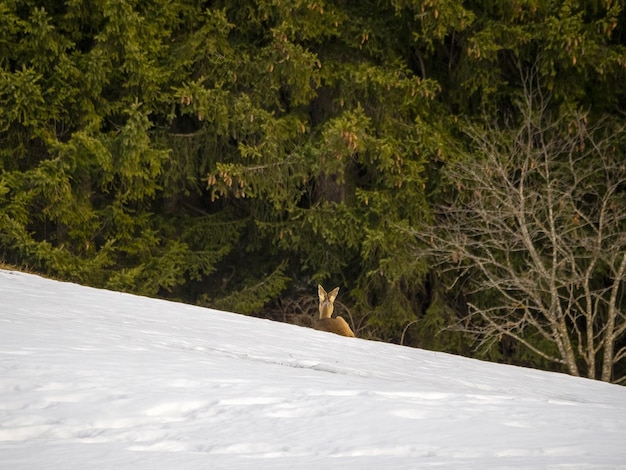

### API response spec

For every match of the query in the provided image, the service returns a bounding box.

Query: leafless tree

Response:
[418,83,626,383]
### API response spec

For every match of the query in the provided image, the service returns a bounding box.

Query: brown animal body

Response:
[313,285,355,337]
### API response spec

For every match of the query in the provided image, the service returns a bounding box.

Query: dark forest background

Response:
[2,0,626,382]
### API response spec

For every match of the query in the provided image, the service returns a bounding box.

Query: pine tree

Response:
[2,0,625,369]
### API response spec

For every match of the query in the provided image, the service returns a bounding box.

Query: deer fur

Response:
[313,285,355,337]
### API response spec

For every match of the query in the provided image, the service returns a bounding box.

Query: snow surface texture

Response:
[1,270,626,469]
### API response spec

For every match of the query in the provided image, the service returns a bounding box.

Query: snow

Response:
[1,270,625,469]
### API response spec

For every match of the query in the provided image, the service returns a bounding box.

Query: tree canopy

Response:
[2,0,625,381]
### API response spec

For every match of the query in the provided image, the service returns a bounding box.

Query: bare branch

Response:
[413,76,626,382]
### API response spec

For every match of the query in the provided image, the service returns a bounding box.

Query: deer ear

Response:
[318,284,326,300]
[328,287,339,302]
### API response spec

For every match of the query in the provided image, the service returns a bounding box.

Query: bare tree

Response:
[418,85,626,383]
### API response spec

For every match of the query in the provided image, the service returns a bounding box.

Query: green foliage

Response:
[209,260,291,315]
[450,0,626,113]
[411,285,472,355]
[1,0,625,377]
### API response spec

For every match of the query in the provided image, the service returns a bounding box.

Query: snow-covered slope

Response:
[1,269,625,469]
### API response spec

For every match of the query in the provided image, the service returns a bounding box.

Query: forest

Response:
[2,0,626,383]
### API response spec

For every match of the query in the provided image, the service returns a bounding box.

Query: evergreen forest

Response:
[2,0,626,383]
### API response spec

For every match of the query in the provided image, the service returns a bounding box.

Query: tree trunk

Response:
[601,253,626,382]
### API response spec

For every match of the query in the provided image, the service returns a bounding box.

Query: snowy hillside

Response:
[1,270,626,469]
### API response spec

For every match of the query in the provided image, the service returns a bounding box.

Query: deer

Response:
[313,285,355,337]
